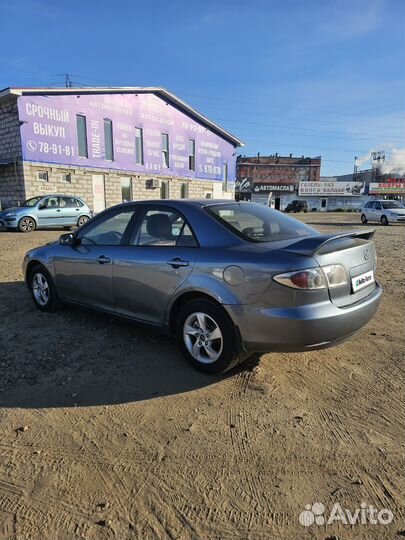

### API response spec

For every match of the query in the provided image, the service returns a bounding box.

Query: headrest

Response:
[146,213,172,239]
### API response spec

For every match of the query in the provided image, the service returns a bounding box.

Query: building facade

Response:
[0,87,243,210]
[235,154,321,209]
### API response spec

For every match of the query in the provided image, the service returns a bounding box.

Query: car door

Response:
[54,207,137,311]
[37,196,63,227]
[113,206,199,325]
[60,196,82,226]
[374,201,382,221]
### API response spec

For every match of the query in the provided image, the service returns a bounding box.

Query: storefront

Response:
[251,182,296,209]
[298,181,368,211]
[369,180,405,203]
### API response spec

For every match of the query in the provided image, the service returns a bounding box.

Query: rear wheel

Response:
[381,215,388,226]
[29,265,61,312]
[177,299,240,374]
[361,214,367,224]
[77,215,90,227]
[18,217,36,232]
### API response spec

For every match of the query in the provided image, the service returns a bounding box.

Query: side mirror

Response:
[59,233,77,246]
[38,203,46,210]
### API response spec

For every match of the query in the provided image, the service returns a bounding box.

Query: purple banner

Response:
[18,93,236,182]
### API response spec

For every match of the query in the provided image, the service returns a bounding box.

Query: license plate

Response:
[351,270,374,292]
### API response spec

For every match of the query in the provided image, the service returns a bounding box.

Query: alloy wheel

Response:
[78,216,89,227]
[183,311,223,364]
[32,272,50,306]
[20,218,35,232]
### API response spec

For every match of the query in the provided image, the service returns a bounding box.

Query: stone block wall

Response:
[0,98,25,208]
[21,162,232,212]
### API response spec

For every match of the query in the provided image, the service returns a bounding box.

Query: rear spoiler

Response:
[285,229,375,256]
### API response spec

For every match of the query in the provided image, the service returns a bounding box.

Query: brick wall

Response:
[237,155,321,185]
[0,98,25,208]
[0,98,22,160]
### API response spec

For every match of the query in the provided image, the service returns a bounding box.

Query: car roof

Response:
[117,199,250,209]
[30,194,86,200]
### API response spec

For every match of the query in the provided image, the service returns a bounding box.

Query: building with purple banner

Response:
[0,87,243,211]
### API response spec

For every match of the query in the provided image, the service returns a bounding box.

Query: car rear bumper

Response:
[226,282,383,353]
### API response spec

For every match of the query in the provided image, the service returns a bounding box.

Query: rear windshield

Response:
[381,201,404,209]
[205,202,317,243]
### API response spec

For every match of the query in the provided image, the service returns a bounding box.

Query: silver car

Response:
[23,200,382,373]
[361,199,405,225]
[0,195,92,232]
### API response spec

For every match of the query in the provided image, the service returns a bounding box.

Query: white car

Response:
[361,200,405,225]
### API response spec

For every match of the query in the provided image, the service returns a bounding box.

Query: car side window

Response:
[134,209,198,247]
[77,209,136,246]
[39,196,60,209]
[374,202,382,210]
[61,196,77,208]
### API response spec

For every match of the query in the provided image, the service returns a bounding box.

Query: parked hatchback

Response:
[0,195,92,232]
[361,199,405,225]
[23,200,382,374]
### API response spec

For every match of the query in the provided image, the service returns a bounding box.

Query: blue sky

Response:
[0,0,404,175]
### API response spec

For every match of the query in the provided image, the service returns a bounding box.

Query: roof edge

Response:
[0,86,244,147]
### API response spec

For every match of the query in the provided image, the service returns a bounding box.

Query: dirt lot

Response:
[0,212,404,540]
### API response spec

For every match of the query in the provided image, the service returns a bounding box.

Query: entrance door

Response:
[92,174,106,214]
[321,198,327,212]
[274,197,281,210]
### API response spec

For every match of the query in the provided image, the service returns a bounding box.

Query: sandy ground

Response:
[0,212,404,540]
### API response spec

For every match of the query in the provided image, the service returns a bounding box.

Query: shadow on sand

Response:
[0,281,258,409]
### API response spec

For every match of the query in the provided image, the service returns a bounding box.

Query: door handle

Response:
[98,255,111,264]
[167,257,190,269]
[56,209,61,212]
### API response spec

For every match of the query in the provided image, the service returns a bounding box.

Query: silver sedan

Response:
[23,200,382,373]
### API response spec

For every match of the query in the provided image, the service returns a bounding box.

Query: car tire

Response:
[18,216,36,232]
[77,215,90,227]
[381,215,389,226]
[361,214,367,224]
[177,299,241,374]
[29,264,62,312]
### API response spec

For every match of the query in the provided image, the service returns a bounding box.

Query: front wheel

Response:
[361,214,367,224]
[177,299,240,374]
[18,217,36,232]
[77,215,90,227]
[381,215,389,226]
[29,265,62,312]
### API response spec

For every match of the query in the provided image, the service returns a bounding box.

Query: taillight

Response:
[274,264,349,290]
[322,264,348,288]
[273,268,326,290]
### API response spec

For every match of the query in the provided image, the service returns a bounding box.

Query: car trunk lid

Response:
[284,229,377,307]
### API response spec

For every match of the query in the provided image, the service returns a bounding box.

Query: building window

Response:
[121,177,132,202]
[61,173,72,183]
[76,115,88,158]
[104,119,114,161]
[160,180,169,199]
[162,133,169,168]
[223,162,228,181]
[188,139,195,171]
[180,182,188,199]
[37,171,48,182]
[135,127,144,164]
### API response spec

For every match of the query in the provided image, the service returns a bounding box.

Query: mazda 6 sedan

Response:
[23,200,382,373]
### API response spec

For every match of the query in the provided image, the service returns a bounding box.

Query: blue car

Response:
[0,194,92,232]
